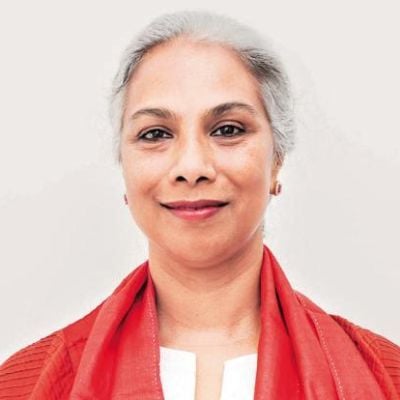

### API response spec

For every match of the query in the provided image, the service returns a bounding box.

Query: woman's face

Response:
[121,37,281,262]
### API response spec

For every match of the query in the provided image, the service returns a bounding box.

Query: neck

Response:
[148,235,264,350]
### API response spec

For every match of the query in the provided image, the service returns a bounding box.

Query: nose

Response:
[168,133,217,187]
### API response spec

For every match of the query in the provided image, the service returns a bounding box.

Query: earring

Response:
[124,194,128,205]
[270,181,282,196]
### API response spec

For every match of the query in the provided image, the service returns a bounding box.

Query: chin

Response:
[160,233,235,261]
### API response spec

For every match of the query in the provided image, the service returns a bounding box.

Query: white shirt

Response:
[159,346,258,400]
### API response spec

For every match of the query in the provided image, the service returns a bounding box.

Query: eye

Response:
[137,124,245,142]
[211,124,245,138]
[138,128,171,142]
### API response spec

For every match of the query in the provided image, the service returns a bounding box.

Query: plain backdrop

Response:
[0,0,399,363]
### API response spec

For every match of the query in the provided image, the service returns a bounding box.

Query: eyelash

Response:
[138,124,246,142]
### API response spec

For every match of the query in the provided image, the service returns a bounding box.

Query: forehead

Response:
[125,37,265,115]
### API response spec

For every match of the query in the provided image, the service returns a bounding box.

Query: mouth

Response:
[161,200,229,221]
[160,199,230,210]
[161,203,228,210]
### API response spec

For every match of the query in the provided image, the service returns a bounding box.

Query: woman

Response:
[0,9,399,400]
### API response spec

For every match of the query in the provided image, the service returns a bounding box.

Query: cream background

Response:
[0,0,399,363]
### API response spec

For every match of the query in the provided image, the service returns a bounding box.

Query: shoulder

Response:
[295,290,400,398]
[0,331,72,399]
[0,266,141,399]
[0,305,100,399]
[330,313,400,398]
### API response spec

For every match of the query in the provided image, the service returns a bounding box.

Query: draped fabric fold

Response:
[68,244,387,399]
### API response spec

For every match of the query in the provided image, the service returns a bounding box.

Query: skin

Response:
[120,36,283,399]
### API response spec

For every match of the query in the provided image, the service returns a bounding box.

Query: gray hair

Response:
[109,9,296,165]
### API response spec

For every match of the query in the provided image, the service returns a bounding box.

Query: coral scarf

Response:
[69,244,386,399]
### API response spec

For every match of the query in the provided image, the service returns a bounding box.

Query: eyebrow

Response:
[128,101,259,122]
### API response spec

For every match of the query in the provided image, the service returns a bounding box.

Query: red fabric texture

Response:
[1,243,399,399]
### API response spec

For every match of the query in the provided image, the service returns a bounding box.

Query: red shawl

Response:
[1,244,399,399]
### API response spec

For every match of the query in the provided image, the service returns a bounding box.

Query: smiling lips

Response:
[161,199,229,209]
[160,199,229,221]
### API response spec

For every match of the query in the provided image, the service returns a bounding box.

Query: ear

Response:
[271,155,284,181]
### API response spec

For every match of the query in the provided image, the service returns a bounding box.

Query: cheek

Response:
[122,153,165,196]
[223,141,271,190]
[225,142,272,223]
[122,156,164,232]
